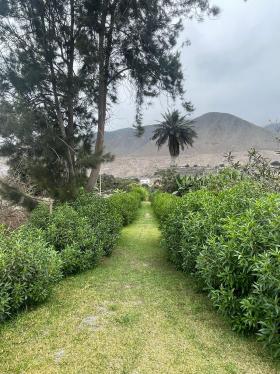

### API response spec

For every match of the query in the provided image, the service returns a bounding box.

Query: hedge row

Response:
[0,188,144,321]
[152,181,280,356]
[151,192,179,223]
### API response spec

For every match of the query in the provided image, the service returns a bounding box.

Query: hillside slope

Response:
[265,122,280,133]
[105,112,278,156]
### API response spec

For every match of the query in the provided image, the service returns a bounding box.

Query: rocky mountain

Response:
[104,112,278,156]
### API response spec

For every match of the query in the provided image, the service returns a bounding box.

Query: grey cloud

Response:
[109,0,280,130]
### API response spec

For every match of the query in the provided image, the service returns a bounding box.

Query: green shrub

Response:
[197,194,280,343]
[241,249,280,356]
[152,179,280,356]
[45,204,102,275]
[74,191,122,256]
[29,203,50,231]
[177,167,245,195]
[1,189,142,322]
[159,181,263,273]
[0,226,61,321]
[151,192,179,223]
[161,189,216,269]
[97,174,139,192]
[129,184,149,201]
[29,191,142,272]
[109,191,141,225]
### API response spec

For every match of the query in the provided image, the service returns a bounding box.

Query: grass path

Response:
[1,202,279,374]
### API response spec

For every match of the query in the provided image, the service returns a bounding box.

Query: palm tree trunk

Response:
[170,156,177,168]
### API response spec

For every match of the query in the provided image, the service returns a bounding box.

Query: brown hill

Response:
[104,112,278,156]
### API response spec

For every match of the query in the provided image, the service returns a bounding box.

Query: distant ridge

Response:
[265,122,280,134]
[104,112,278,156]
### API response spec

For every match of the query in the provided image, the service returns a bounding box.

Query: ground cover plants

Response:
[152,168,280,357]
[0,188,144,322]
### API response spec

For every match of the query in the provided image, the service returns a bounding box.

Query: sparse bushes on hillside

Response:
[226,148,280,193]
[152,175,280,356]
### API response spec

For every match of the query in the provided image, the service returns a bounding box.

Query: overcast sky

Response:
[108,0,280,131]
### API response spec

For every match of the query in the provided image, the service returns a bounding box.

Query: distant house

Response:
[140,178,151,186]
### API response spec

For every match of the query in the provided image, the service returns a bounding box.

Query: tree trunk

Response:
[86,0,111,192]
[86,77,107,191]
[66,0,76,175]
[170,156,177,168]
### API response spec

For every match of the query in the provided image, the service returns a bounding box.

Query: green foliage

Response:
[0,1,100,197]
[151,192,178,223]
[242,249,280,356]
[197,194,280,354]
[152,177,280,356]
[97,175,139,193]
[31,204,102,275]
[29,191,142,267]
[74,191,122,256]
[0,226,62,321]
[225,148,280,192]
[176,168,245,195]
[154,168,180,193]
[109,191,142,226]
[154,167,244,195]
[152,110,197,161]
[154,181,263,271]
[128,185,149,201]
[1,190,141,321]
[28,203,51,231]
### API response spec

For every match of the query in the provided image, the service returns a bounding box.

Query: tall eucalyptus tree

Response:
[84,0,219,190]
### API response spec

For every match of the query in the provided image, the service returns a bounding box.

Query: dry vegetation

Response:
[0,200,28,229]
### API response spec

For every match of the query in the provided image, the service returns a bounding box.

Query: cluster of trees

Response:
[0,0,218,200]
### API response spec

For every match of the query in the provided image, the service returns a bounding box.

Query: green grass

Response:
[0,202,279,374]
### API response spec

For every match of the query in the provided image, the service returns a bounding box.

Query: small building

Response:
[140,178,151,186]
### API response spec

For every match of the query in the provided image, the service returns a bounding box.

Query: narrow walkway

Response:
[0,203,279,374]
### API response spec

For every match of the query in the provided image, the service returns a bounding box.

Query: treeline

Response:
[0,187,146,321]
[152,169,280,357]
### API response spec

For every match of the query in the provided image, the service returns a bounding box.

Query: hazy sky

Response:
[108,0,280,130]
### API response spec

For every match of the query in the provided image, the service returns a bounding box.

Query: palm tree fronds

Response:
[152,109,197,162]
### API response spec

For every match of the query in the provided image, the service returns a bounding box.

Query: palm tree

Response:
[152,110,197,166]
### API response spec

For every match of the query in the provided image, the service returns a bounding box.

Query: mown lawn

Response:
[0,203,279,374]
